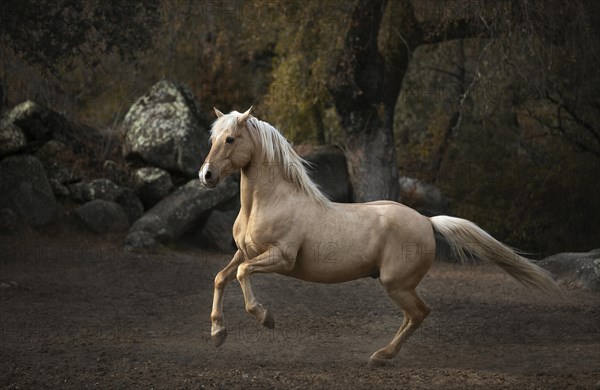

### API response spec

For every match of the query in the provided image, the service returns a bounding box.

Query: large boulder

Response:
[132,167,174,209]
[0,118,26,157]
[301,146,350,202]
[67,182,88,204]
[189,197,240,252]
[0,155,57,226]
[4,102,105,189]
[114,188,145,225]
[67,179,143,224]
[0,208,18,234]
[124,177,238,250]
[34,140,82,184]
[539,250,600,291]
[122,80,209,177]
[76,178,122,202]
[3,100,103,153]
[49,178,69,199]
[73,200,129,234]
[4,101,54,143]
[196,208,238,252]
[398,177,449,216]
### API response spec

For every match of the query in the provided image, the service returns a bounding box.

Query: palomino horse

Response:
[199,107,561,367]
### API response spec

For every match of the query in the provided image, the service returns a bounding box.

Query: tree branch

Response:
[527,105,600,159]
[327,0,388,117]
[546,93,600,147]
[423,65,462,80]
[416,18,492,46]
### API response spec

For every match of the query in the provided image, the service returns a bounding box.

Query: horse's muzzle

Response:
[199,163,219,188]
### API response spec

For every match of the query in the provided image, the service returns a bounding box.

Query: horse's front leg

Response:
[236,245,296,329]
[210,250,244,347]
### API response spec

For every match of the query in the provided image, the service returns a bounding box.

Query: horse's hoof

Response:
[368,355,388,368]
[261,311,275,329]
[212,328,228,347]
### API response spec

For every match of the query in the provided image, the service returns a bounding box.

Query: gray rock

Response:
[398,177,450,216]
[0,155,57,226]
[49,178,69,198]
[197,208,238,252]
[53,167,80,185]
[82,179,121,202]
[0,208,18,234]
[0,280,19,290]
[68,182,86,203]
[123,230,159,251]
[302,146,350,202]
[68,179,121,203]
[5,100,103,152]
[34,140,82,185]
[124,177,238,249]
[132,167,174,208]
[539,250,600,291]
[67,178,143,224]
[5,100,53,142]
[102,160,118,181]
[122,80,209,177]
[74,200,129,234]
[0,118,26,157]
[114,187,144,224]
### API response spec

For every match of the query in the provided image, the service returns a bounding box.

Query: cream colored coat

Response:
[199,108,561,366]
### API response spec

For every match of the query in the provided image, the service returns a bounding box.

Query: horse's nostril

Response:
[205,171,212,180]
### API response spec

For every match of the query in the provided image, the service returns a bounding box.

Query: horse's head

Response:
[199,107,254,188]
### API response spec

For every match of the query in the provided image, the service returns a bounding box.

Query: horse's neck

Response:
[239,158,297,214]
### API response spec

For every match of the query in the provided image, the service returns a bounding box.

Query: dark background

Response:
[1,1,599,254]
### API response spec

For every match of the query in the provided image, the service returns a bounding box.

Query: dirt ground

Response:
[1,232,598,389]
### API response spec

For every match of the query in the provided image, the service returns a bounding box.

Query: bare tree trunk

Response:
[430,40,466,177]
[311,105,326,145]
[343,109,400,201]
[328,0,491,201]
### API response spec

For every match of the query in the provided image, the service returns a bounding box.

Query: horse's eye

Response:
[225,136,235,144]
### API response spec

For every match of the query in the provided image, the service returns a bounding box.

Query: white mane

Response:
[211,111,331,207]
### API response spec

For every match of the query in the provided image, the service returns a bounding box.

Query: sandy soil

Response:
[1,233,598,389]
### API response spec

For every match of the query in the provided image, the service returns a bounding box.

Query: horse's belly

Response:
[282,244,379,284]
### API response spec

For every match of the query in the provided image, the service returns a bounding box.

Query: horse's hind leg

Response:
[369,288,430,367]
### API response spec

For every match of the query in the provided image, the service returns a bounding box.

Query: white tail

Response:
[430,215,562,298]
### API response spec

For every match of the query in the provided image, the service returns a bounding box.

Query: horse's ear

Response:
[237,106,253,124]
[214,107,224,118]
